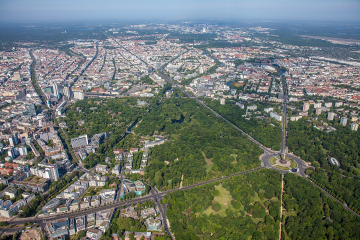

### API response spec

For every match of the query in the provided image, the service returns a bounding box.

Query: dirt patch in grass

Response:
[19,229,41,240]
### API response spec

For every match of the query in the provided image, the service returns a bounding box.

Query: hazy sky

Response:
[0,0,359,22]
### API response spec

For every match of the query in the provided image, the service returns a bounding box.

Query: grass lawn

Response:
[82,187,102,197]
[230,154,238,164]
[283,211,297,218]
[290,160,297,168]
[234,83,244,87]
[203,184,235,217]
[22,175,46,184]
[202,151,214,173]
[270,157,277,165]
[275,165,290,170]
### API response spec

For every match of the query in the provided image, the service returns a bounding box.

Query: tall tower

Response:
[52,83,59,97]
[63,86,71,98]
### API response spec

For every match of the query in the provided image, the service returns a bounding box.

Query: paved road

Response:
[153,196,173,240]
[154,70,360,218]
[7,167,263,226]
[13,44,356,236]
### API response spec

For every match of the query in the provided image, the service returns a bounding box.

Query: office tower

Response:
[52,83,59,97]
[63,86,71,98]
[27,104,37,116]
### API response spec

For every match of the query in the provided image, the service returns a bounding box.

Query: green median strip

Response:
[275,165,290,170]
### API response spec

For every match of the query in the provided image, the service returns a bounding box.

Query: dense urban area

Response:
[0,21,360,240]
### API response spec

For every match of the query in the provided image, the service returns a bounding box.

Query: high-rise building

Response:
[303,103,310,112]
[73,91,84,100]
[7,148,15,159]
[27,104,37,116]
[325,102,333,108]
[63,86,71,98]
[315,108,322,115]
[49,165,60,181]
[327,112,335,121]
[340,117,347,126]
[52,83,59,97]
[220,98,225,105]
[18,146,28,156]
[155,62,161,70]
[71,135,89,149]
[335,102,343,107]
[350,123,359,131]
[9,137,15,147]
[314,102,322,109]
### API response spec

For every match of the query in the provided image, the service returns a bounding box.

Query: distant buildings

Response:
[270,112,283,121]
[290,115,302,121]
[328,157,340,168]
[235,102,244,109]
[247,105,257,111]
[120,179,146,199]
[124,231,152,240]
[30,165,59,182]
[146,218,161,231]
[315,108,322,115]
[71,135,89,149]
[335,102,343,107]
[264,107,274,113]
[314,102,322,109]
[45,208,114,239]
[340,117,347,126]
[351,123,359,131]
[302,103,310,112]
[71,132,108,161]
[327,112,335,121]
[144,136,166,149]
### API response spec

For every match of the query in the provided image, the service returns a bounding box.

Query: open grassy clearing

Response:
[230,154,238,164]
[275,165,290,170]
[270,157,277,165]
[201,151,214,173]
[203,184,235,217]
[283,211,297,218]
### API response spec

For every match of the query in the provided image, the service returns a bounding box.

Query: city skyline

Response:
[0,0,360,23]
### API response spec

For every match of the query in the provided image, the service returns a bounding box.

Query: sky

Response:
[0,0,359,23]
